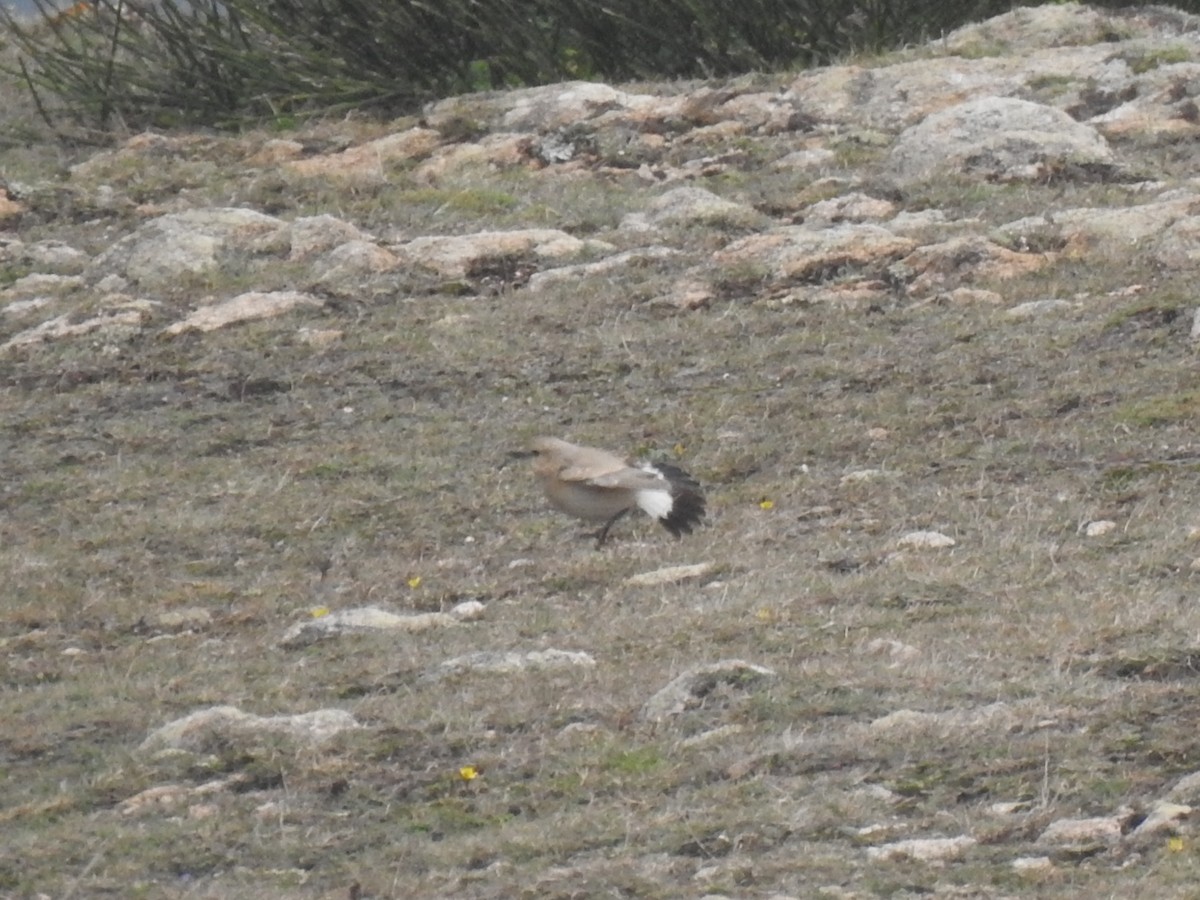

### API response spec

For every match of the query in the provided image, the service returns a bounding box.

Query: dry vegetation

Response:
[5,29,1200,900]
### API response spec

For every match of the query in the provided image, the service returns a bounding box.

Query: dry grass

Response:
[5,57,1200,900]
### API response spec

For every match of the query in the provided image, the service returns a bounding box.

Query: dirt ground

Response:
[5,33,1200,900]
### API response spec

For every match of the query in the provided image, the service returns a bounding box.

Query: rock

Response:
[393,229,610,279]
[525,247,680,293]
[896,530,956,549]
[497,81,660,131]
[1082,519,1117,536]
[1012,856,1054,872]
[887,97,1117,186]
[1005,299,1076,319]
[893,236,1050,297]
[2,273,85,300]
[866,835,976,862]
[140,706,361,753]
[1037,815,1124,847]
[716,223,915,284]
[89,208,284,289]
[2,298,157,352]
[641,659,776,721]
[285,127,441,179]
[413,133,530,181]
[1131,801,1192,838]
[995,192,1200,259]
[869,702,1018,736]
[278,603,482,649]
[153,607,213,632]
[311,240,401,288]
[625,562,715,587]
[287,214,375,261]
[802,192,896,227]
[1168,770,1200,803]
[164,290,324,335]
[433,649,596,678]
[1,239,89,273]
[864,638,921,665]
[620,186,762,231]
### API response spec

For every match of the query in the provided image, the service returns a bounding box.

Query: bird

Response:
[523,436,706,546]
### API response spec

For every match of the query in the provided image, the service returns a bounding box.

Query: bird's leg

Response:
[594,509,629,548]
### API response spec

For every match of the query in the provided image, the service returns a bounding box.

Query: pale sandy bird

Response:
[524,436,706,546]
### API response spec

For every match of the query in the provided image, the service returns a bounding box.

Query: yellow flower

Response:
[1169,836,1184,852]
[311,606,330,618]
[759,498,775,510]
[673,442,686,457]
[407,575,422,589]
[459,765,479,781]
[756,608,775,623]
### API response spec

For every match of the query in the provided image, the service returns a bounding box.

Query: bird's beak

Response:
[501,448,535,470]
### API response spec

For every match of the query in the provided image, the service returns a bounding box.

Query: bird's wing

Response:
[558,447,634,484]
[585,465,666,490]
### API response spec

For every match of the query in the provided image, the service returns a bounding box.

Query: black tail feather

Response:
[651,462,706,537]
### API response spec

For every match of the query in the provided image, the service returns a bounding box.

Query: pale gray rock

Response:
[1012,856,1054,872]
[870,702,1017,736]
[2,273,85,299]
[625,562,715,587]
[2,239,89,273]
[785,46,1120,132]
[164,290,324,335]
[1168,770,1200,803]
[1153,216,1200,269]
[887,97,1117,186]
[772,147,837,171]
[641,660,776,721]
[2,298,157,352]
[802,192,896,227]
[942,3,1122,53]
[287,214,374,261]
[499,81,663,131]
[1037,815,1124,847]
[279,603,482,649]
[140,705,361,752]
[1130,801,1192,838]
[866,835,976,862]
[994,192,1200,257]
[311,240,400,289]
[1005,299,1076,319]
[526,247,680,293]
[896,530,955,549]
[433,649,596,679]
[620,186,762,232]
[90,208,285,289]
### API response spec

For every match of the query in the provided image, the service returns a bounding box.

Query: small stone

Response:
[1005,299,1074,319]
[433,649,596,678]
[154,607,213,632]
[864,638,921,664]
[866,835,976,862]
[1012,856,1053,872]
[625,562,715,587]
[897,530,956,549]
[1083,519,1116,537]
[642,660,776,721]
